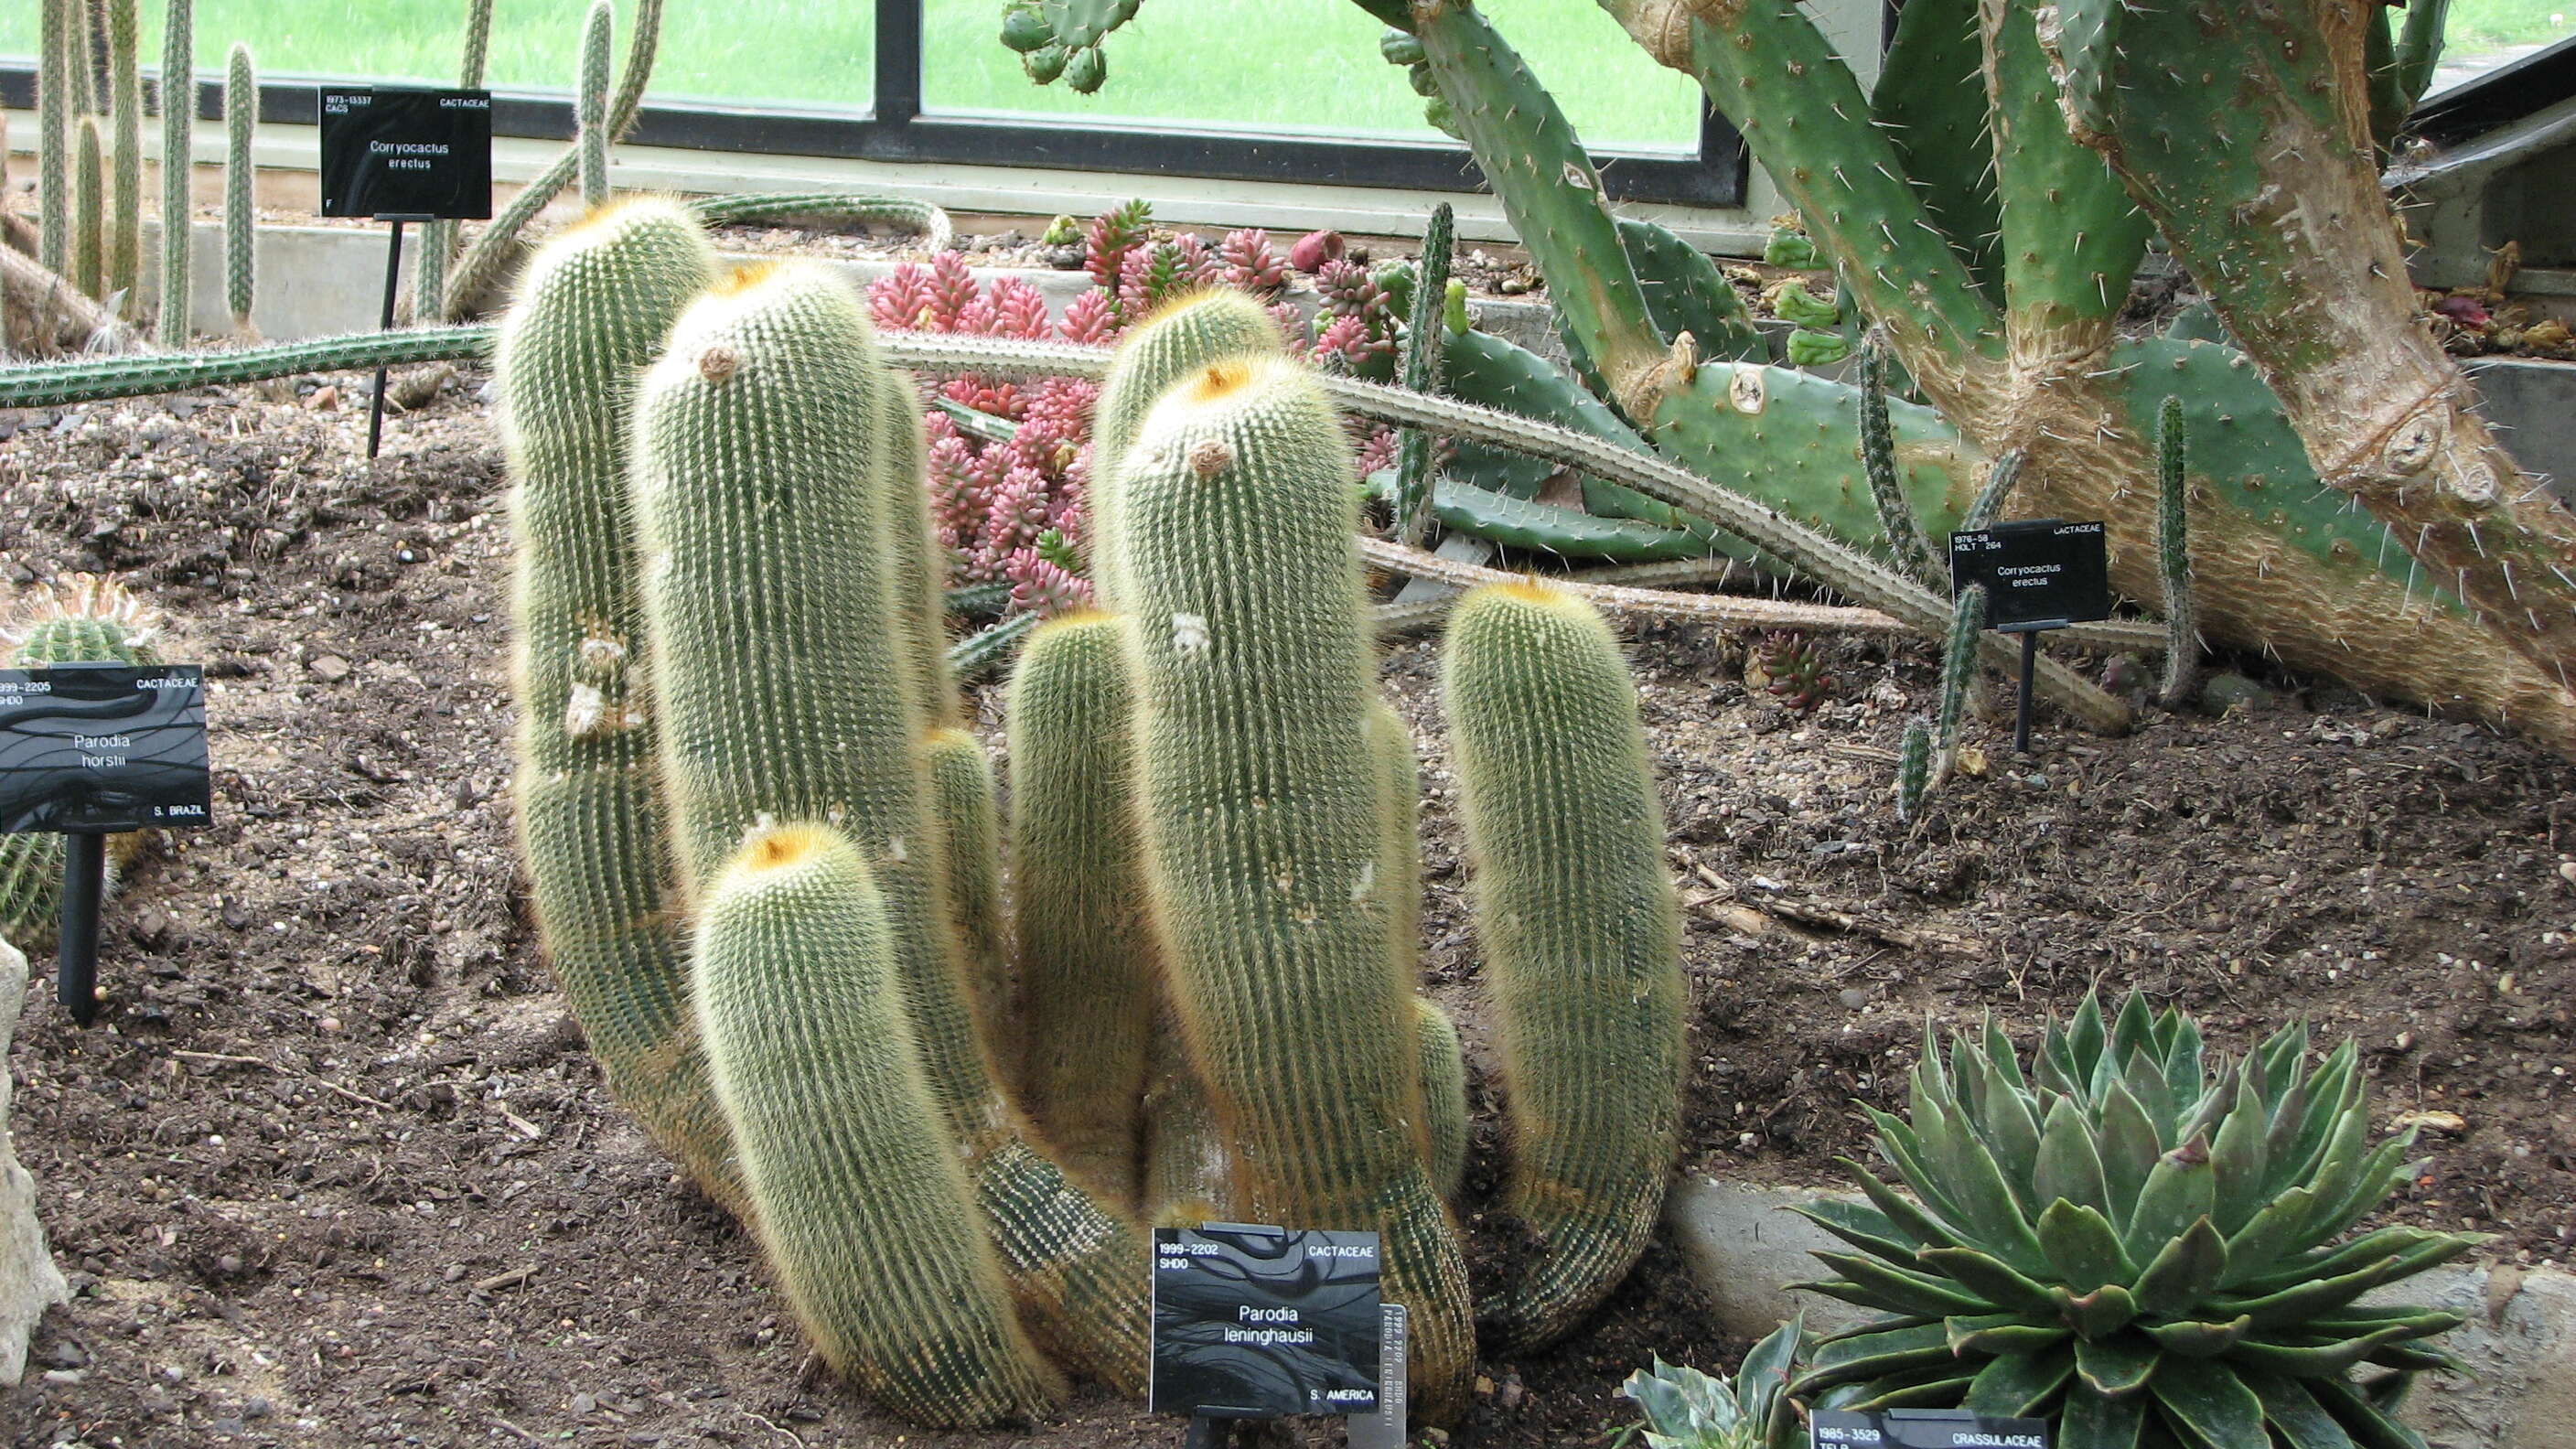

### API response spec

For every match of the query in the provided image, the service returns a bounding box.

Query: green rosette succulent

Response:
[1623,1318,1809,1449]
[1789,993,2482,1449]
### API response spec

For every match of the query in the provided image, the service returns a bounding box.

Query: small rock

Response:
[308,655,351,682]
[2197,672,2280,715]
[2392,1109,2467,1135]
[1837,987,1869,1011]
[242,1397,271,1420]
[569,1393,596,1414]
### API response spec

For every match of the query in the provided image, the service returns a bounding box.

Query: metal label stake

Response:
[366,213,434,458]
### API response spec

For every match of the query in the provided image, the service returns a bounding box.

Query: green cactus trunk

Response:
[631,260,1149,1396]
[924,727,1014,1076]
[1392,202,1454,548]
[106,0,143,306]
[221,43,252,332]
[155,0,194,346]
[1368,698,1422,987]
[72,117,104,300]
[1142,1014,1230,1223]
[1086,289,1283,607]
[497,199,739,1209]
[38,0,72,277]
[1112,350,1475,1417]
[1415,996,1468,1200]
[412,0,492,322]
[692,823,1063,1427]
[1009,612,1158,1208]
[2155,395,2201,708]
[1442,580,1683,1351]
[1896,716,1931,821]
[575,0,613,209]
[1936,584,1984,788]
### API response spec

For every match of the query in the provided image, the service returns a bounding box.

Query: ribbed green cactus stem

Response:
[0,578,160,952]
[1142,1015,1229,1223]
[1116,350,1475,1416]
[877,368,961,729]
[1442,580,1682,1351]
[1873,0,2000,299]
[1935,583,1984,788]
[1859,333,1943,585]
[1393,201,1454,548]
[1896,716,1931,821]
[1369,697,1423,988]
[1087,289,1283,607]
[2155,394,2202,709]
[412,0,493,321]
[443,0,662,318]
[38,0,72,276]
[221,43,252,332]
[693,823,1063,1426]
[0,324,496,406]
[683,190,953,252]
[498,198,737,1209]
[72,116,104,300]
[1009,612,1157,1208]
[155,0,194,346]
[632,260,1148,1395]
[925,727,1014,1077]
[575,0,614,209]
[1960,446,2023,532]
[107,0,143,306]
[1415,996,1468,1200]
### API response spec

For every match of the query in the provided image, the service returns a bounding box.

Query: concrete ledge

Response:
[1665,1175,2576,1449]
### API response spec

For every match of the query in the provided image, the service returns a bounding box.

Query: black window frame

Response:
[0,0,1748,208]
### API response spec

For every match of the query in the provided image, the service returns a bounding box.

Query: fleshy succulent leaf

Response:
[2242,1370,2361,1449]
[2307,1374,2431,1449]
[1946,1313,2067,1357]
[2072,1333,2160,1395]
[2055,1282,2141,1340]
[2067,996,2108,1083]
[2150,1356,2270,1449]
[2129,1218,2229,1317]
[2230,1326,2430,1379]
[2099,1084,2163,1209]
[1803,1252,1994,1317]
[2220,1186,2322,1289]
[2034,1096,2116,1217]
[1794,1321,1958,1394]
[2036,1200,2137,1293]
[1918,1247,2062,1316]
[2124,1135,2217,1262]
[1962,1343,2075,1417]
[2063,1379,2152,1449]
[2141,1315,2251,1358]
[1841,1154,1973,1250]
[1798,1197,1928,1257]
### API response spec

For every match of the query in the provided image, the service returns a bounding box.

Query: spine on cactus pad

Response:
[1416,996,1468,1200]
[1441,580,1683,1352]
[1087,289,1284,608]
[924,726,1015,1080]
[693,823,1062,1426]
[1009,612,1159,1208]
[496,198,740,1209]
[630,260,1149,1395]
[1112,349,1475,1417]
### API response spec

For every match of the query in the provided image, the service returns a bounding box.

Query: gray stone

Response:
[0,940,69,1386]
[1666,1175,2576,1449]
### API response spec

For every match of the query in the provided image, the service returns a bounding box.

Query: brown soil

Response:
[0,374,2569,1449]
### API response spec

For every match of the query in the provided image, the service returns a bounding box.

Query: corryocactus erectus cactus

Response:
[221,43,253,332]
[156,0,195,346]
[1443,581,1681,1349]
[1789,995,2479,1449]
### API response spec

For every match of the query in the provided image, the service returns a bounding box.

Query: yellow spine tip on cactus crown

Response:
[564,193,676,238]
[1493,577,1569,606]
[732,822,838,878]
[1185,358,1260,404]
[1030,609,1116,639]
[713,260,784,296]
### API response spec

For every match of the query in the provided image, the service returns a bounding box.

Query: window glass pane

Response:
[0,2,875,110]
[2426,0,2573,92]
[921,0,1703,151]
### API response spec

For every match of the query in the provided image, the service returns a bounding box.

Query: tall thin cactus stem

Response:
[106,0,143,306]
[2156,396,2203,708]
[221,43,253,333]
[38,0,73,276]
[156,0,195,344]
[576,0,615,209]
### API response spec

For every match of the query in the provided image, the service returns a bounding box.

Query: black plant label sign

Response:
[319,88,494,220]
[1813,1409,2052,1449]
[1150,1225,1382,1419]
[1949,519,2112,630]
[0,665,211,834]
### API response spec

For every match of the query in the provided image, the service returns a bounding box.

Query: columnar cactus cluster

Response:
[500,201,1689,1427]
